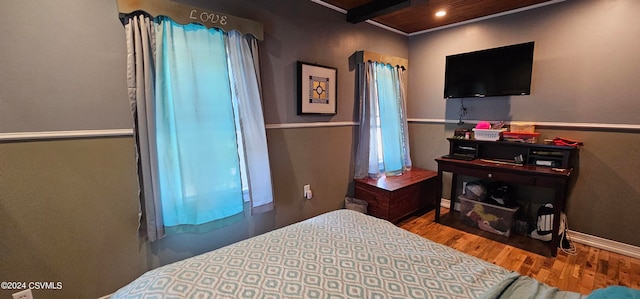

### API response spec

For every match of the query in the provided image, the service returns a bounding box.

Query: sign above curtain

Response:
[354,50,408,70]
[116,0,264,40]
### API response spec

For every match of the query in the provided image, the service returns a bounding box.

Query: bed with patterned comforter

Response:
[111,209,573,298]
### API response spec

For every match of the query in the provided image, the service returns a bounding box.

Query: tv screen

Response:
[444,42,534,99]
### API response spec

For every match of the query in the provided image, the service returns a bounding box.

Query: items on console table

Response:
[434,139,579,257]
[354,168,438,223]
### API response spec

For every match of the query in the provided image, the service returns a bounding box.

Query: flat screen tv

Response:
[444,41,534,99]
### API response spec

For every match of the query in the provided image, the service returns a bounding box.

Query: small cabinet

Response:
[354,168,438,223]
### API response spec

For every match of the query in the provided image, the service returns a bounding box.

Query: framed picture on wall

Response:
[297,61,337,115]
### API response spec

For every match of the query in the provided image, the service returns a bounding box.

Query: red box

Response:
[502,132,540,143]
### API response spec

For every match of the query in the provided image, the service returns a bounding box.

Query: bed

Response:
[112,209,588,298]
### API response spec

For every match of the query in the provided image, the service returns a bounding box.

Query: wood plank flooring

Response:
[398,208,640,295]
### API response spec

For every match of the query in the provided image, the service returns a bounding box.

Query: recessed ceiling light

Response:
[435,10,447,17]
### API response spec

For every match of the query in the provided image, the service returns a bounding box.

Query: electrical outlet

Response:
[12,289,33,299]
[303,184,312,199]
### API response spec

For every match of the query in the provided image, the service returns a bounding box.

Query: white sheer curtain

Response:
[123,14,273,241]
[226,31,274,213]
[354,61,412,179]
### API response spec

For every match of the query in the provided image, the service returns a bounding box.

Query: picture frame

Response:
[297,61,337,115]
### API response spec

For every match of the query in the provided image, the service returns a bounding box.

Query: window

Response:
[354,62,412,179]
[124,14,273,241]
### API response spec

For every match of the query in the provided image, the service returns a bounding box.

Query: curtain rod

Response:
[355,50,408,69]
[116,0,264,40]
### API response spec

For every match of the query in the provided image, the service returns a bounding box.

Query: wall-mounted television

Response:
[444,41,535,99]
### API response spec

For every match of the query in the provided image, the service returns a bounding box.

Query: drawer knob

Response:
[488,173,493,178]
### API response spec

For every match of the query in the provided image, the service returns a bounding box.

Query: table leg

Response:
[435,169,443,222]
[450,173,458,212]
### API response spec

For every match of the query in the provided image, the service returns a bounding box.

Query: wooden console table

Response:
[435,139,578,257]
[354,167,438,223]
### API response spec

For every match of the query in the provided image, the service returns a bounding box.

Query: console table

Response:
[354,167,438,223]
[435,139,579,256]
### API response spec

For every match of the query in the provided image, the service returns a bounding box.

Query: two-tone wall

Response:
[3,0,639,298]
[0,0,406,298]
[407,0,640,248]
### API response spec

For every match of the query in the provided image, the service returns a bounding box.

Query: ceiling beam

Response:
[346,0,411,24]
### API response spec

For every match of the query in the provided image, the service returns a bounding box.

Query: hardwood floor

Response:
[398,208,640,295]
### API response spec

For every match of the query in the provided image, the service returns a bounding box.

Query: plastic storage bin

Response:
[472,128,506,141]
[458,196,519,237]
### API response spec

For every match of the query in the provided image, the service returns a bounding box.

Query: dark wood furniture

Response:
[354,167,438,223]
[435,138,579,257]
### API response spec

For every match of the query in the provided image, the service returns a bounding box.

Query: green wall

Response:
[0,138,144,298]
[0,126,357,298]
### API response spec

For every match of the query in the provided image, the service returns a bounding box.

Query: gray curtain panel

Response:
[124,13,165,241]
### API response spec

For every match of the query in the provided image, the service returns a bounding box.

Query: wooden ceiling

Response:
[320,0,558,34]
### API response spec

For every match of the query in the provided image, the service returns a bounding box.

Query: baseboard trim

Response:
[567,230,640,260]
[440,198,451,208]
[438,198,640,259]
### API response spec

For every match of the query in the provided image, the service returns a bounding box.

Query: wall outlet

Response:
[12,289,33,299]
[303,184,312,199]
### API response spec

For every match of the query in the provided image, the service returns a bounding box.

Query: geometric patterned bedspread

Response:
[112,209,512,299]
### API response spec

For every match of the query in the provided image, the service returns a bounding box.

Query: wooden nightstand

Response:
[354,167,438,223]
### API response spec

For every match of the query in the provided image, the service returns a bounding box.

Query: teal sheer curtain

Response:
[155,17,243,229]
[375,63,404,175]
[354,61,411,179]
